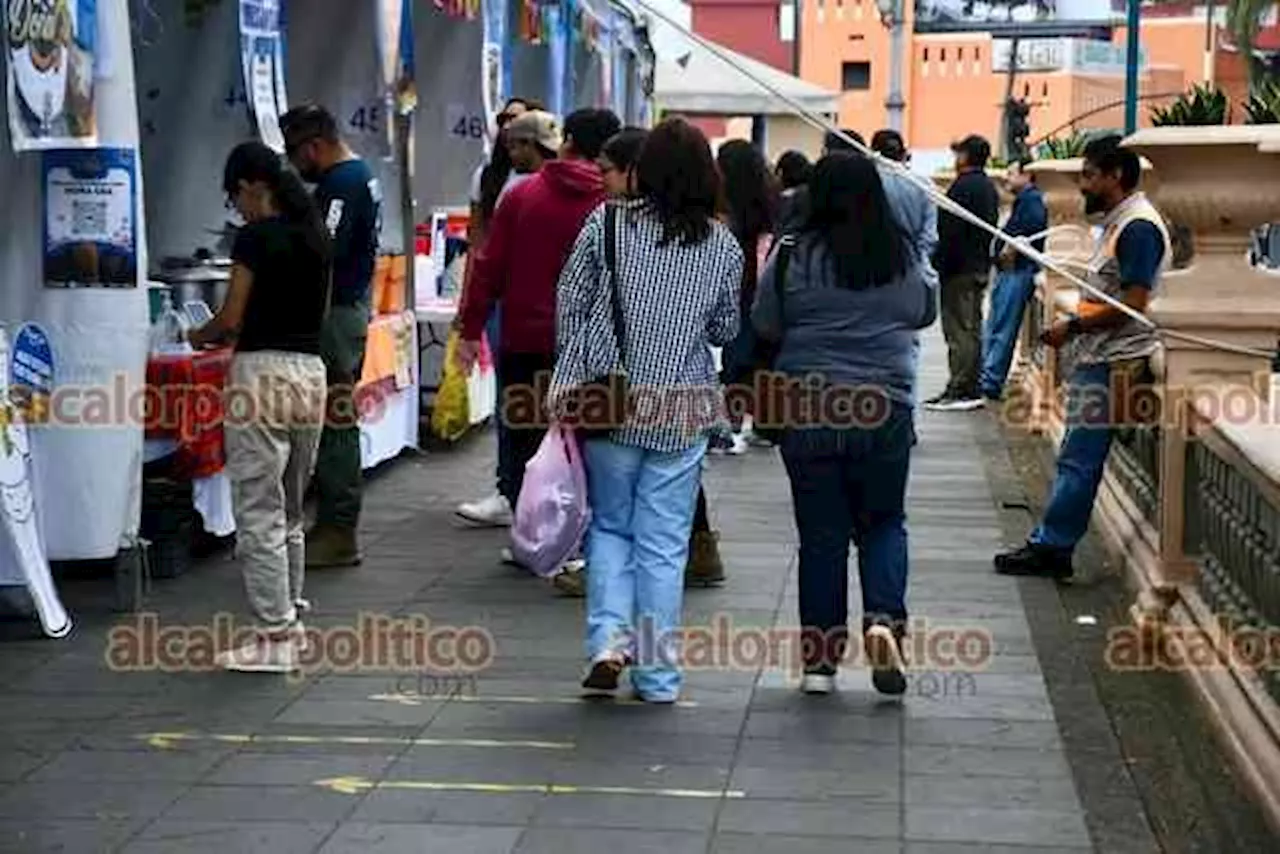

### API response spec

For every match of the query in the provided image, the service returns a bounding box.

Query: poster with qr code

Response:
[41,147,136,288]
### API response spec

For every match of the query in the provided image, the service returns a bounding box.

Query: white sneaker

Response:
[800,672,835,695]
[216,634,299,673]
[725,432,750,455]
[291,621,311,655]
[500,547,523,567]
[456,493,513,528]
[294,598,312,615]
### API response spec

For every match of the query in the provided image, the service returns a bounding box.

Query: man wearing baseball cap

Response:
[457,107,621,568]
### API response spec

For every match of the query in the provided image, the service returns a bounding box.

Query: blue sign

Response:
[11,323,55,400]
[42,148,139,288]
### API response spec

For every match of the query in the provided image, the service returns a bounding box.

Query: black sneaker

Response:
[582,658,626,692]
[923,390,953,407]
[994,542,1074,581]
[925,392,986,412]
[863,621,907,696]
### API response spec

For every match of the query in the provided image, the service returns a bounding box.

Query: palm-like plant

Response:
[1150,83,1230,126]
[1037,130,1090,159]
[1227,0,1277,91]
[1244,76,1280,122]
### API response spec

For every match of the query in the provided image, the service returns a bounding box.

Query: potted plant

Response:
[1150,84,1231,126]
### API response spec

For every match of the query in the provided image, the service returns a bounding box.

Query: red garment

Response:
[459,159,605,355]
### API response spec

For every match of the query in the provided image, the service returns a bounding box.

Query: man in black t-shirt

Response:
[280,104,382,569]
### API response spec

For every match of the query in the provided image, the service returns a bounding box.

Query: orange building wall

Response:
[793,9,1250,155]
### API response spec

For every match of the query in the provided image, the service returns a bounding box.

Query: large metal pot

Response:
[152,253,232,311]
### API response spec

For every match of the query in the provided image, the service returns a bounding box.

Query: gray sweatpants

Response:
[225,351,327,632]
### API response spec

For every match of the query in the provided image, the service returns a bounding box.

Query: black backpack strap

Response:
[602,204,627,369]
[774,235,794,326]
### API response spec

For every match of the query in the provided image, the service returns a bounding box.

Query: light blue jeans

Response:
[1030,362,1114,552]
[980,267,1038,398]
[582,437,707,701]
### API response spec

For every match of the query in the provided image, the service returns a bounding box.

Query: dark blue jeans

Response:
[980,267,1037,398]
[780,404,915,670]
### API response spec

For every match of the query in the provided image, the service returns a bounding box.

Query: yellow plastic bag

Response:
[431,331,471,442]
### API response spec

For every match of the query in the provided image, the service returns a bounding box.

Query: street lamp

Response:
[876,0,905,132]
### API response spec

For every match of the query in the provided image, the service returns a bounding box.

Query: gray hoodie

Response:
[751,234,937,407]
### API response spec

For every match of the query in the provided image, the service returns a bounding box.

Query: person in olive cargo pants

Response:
[281,105,382,568]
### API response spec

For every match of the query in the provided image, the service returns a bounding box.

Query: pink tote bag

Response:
[510,424,591,577]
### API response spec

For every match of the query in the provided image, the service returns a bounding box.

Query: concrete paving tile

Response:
[0,781,187,820]
[272,698,446,728]
[386,752,566,785]
[0,818,147,853]
[906,806,1091,847]
[530,793,719,832]
[571,734,741,765]
[733,739,900,773]
[119,820,336,854]
[161,785,360,823]
[716,799,901,838]
[202,753,397,786]
[348,790,545,825]
[0,750,52,783]
[514,828,708,854]
[549,760,732,791]
[904,719,1064,750]
[318,823,523,854]
[742,710,902,743]
[26,748,227,783]
[902,692,1056,722]
[906,775,1080,809]
[905,844,1091,854]
[728,766,899,803]
[712,833,900,854]
[905,745,1073,779]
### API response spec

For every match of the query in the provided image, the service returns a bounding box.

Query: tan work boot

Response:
[305,524,362,569]
[684,530,725,588]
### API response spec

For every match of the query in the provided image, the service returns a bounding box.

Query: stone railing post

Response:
[1123,126,1280,626]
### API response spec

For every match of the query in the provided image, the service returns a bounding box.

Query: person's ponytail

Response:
[223,140,331,263]
[273,167,331,263]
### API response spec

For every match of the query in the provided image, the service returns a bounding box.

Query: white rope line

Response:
[639,0,1276,361]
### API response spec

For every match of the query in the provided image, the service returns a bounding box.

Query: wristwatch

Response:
[1066,316,1084,337]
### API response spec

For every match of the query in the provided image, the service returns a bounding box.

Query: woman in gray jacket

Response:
[753,152,937,696]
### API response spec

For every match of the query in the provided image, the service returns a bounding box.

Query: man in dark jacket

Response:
[980,159,1048,401]
[456,108,620,556]
[926,134,999,411]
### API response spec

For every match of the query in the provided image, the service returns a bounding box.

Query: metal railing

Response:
[1188,437,1280,704]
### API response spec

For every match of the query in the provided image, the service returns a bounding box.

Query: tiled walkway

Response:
[2,330,1105,853]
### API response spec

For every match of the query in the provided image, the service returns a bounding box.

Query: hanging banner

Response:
[0,325,72,639]
[239,0,287,152]
[375,0,403,153]
[42,147,137,288]
[4,0,98,151]
[480,0,506,154]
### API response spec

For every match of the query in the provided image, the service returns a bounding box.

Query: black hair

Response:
[279,104,340,148]
[1083,134,1141,191]
[478,143,515,226]
[717,139,776,248]
[824,129,865,153]
[952,134,991,169]
[870,129,907,162]
[775,150,813,190]
[564,108,622,160]
[223,141,330,261]
[636,117,720,247]
[503,96,544,113]
[802,152,907,290]
[601,127,649,172]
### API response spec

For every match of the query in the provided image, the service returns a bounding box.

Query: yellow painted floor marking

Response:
[368,692,699,708]
[314,776,745,798]
[138,732,573,750]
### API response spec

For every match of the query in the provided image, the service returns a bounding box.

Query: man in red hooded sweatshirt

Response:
[457,107,621,549]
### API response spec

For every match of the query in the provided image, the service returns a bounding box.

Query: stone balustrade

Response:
[1005,127,1280,831]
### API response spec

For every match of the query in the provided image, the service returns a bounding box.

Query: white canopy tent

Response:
[654,39,837,118]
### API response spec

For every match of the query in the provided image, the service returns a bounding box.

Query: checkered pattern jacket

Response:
[550,199,744,452]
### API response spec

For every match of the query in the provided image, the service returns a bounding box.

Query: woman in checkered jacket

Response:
[550,118,745,703]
